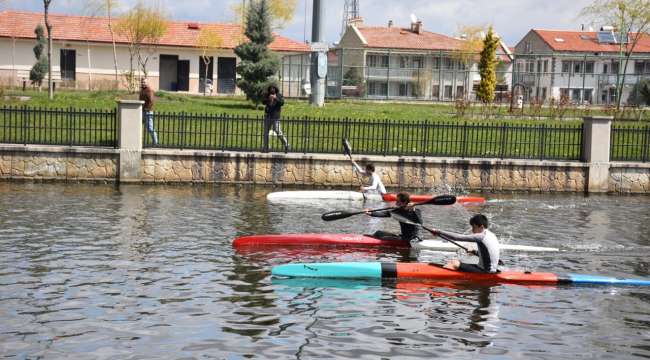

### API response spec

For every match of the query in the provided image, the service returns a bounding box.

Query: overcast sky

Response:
[2,0,598,46]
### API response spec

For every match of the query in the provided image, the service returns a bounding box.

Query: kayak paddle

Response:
[321,194,456,221]
[389,213,470,252]
[343,137,353,159]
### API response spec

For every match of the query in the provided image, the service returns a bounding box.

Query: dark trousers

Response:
[262,114,289,152]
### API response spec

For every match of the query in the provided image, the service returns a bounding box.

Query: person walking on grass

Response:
[139,78,158,146]
[262,85,289,153]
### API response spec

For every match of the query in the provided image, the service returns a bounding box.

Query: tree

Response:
[629,78,650,105]
[476,27,499,103]
[455,25,485,66]
[581,0,650,109]
[29,24,48,89]
[43,0,53,99]
[196,28,223,95]
[86,0,121,88]
[115,2,168,92]
[231,0,297,30]
[234,0,279,106]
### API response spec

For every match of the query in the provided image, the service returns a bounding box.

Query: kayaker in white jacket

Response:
[351,160,386,195]
[431,214,501,273]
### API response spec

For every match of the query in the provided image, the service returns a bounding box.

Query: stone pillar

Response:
[582,116,613,193]
[117,100,143,182]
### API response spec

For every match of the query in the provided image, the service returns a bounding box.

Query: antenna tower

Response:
[341,0,360,36]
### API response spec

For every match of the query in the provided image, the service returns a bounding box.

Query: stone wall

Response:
[0,145,117,181]
[1,145,649,194]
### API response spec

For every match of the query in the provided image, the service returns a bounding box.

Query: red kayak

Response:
[382,193,485,205]
[233,233,409,248]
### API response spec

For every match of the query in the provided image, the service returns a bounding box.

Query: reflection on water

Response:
[0,183,649,359]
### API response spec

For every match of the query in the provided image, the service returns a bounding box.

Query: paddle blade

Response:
[321,210,355,221]
[419,194,457,206]
[342,138,352,158]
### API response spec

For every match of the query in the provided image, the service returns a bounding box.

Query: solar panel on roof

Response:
[597,31,617,44]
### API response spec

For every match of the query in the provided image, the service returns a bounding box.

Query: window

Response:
[634,61,645,74]
[584,89,593,104]
[585,61,594,74]
[573,62,582,74]
[368,54,389,68]
[443,58,453,70]
[562,61,571,73]
[612,61,619,74]
[525,41,532,53]
[432,58,440,69]
[444,85,453,99]
[537,60,543,73]
[560,88,570,99]
[456,85,465,98]
[398,83,409,96]
[543,60,548,73]
[399,56,409,68]
[572,89,581,102]
[412,57,424,68]
[602,63,609,74]
[526,60,535,73]
[368,82,388,96]
[541,87,547,100]
[432,86,440,99]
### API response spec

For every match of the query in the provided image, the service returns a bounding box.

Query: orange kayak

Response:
[382,193,485,205]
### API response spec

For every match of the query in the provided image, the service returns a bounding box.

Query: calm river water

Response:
[1,182,649,359]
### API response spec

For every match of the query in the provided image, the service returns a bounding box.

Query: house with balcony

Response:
[333,18,513,101]
[0,10,309,95]
[513,28,650,105]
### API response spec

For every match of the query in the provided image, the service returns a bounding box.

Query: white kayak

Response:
[267,190,382,201]
[414,239,559,252]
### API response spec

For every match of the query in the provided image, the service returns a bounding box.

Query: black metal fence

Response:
[145,111,585,161]
[0,106,117,147]
[611,124,650,162]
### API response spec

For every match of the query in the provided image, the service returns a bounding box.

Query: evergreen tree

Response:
[29,24,48,88]
[476,27,499,104]
[234,0,279,106]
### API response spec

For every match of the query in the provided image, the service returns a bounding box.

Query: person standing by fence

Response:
[139,78,158,146]
[262,85,289,153]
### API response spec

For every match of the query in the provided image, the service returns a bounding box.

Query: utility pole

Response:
[310,0,327,107]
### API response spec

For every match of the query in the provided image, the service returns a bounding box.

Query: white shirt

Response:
[352,162,387,195]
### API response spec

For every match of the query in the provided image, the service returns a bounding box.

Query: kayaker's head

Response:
[469,214,489,233]
[365,164,375,174]
[395,192,410,208]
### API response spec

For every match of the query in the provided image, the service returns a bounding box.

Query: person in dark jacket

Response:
[139,78,158,145]
[365,192,422,244]
[262,85,289,153]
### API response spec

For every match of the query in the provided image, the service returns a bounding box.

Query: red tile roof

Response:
[354,25,512,62]
[357,26,467,51]
[0,10,309,52]
[532,29,650,53]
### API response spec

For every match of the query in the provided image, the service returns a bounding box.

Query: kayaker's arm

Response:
[435,229,484,244]
[351,160,367,176]
[366,209,391,218]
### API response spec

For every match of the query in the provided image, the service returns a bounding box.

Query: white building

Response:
[0,10,309,94]
[334,18,513,101]
[514,29,650,105]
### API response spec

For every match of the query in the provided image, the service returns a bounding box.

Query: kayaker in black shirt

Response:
[365,192,422,243]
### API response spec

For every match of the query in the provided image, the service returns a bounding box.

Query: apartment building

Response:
[514,28,650,105]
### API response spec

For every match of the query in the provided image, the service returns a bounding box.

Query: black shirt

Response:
[263,93,284,119]
[371,207,422,241]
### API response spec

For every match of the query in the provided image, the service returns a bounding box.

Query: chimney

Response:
[388,20,393,29]
[348,17,364,28]
[411,20,423,34]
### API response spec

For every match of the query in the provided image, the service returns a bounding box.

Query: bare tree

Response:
[196,28,223,95]
[115,2,168,92]
[84,0,121,90]
[43,0,53,99]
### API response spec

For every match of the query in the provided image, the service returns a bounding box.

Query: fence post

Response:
[642,125,649,163]
[582,116,612,193]
[117,100,144,183]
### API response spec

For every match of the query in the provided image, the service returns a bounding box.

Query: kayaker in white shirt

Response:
[351,160,386,195]
[431,214,501,273]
